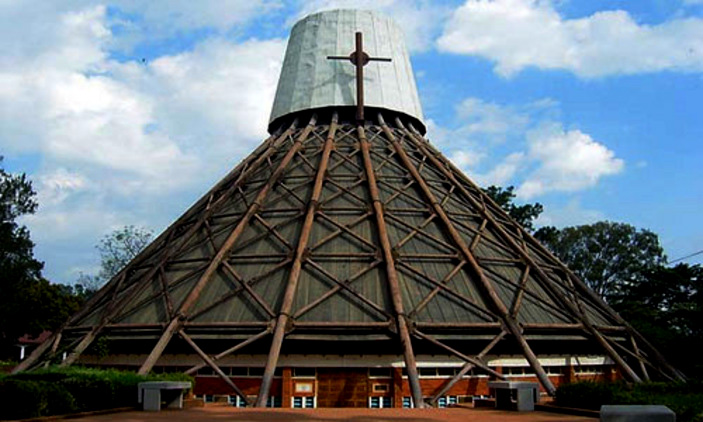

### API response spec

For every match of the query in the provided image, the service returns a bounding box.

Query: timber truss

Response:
[16,111,684,407]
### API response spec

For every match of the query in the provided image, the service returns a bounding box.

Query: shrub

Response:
[0,367,194,420]
[556,381,703,422]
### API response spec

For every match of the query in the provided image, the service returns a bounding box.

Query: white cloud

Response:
[438,0,703,77]
[449,150,485,169]
[0,2,286,282]
[535,198,605,228]
[293,0,452,52]
[456,98,530,139]
[429,98,623,198]
[516,123,624,198]
[474,152,525,186]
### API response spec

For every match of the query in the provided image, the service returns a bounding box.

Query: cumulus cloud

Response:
[293,0,452,52]
[516,123,624,198]
[1,2,285,282]
[455,98,530,140]
[429,98,623,198]
[437,0,703,77]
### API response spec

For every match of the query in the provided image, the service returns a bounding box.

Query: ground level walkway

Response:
[64,406,597,422]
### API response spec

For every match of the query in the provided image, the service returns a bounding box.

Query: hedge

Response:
[555,381,703,422]
[0,367,193,420]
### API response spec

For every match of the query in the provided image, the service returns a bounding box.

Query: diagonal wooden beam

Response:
[358,124,425,408]
[178,330,250,405]
[413,330,505,379]
[429,330,507,405]
[137,116,317,375]
[31,124,300,372]
[222,262,275,318]
[293,260,383,319]
[379,114,556,395]
[184,328,271,375]
[255,114,338,407]
[305,259,391,319]
[401,120,646,384]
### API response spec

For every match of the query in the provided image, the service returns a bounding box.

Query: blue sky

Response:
[1,0,702,284]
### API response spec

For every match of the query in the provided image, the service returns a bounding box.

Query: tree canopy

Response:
[613,263,703,377]
[534,221,666,302]
[0,157,82,358]
[482,185,543,231]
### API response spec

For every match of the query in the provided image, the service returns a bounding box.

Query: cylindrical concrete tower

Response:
[269,9,425,133]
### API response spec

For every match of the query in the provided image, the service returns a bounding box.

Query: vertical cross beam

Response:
[327,32,391,123]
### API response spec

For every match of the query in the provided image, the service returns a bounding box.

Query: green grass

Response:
[0,366,194,420]
[556,381,703,422]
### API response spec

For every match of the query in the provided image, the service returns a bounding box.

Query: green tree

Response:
[613,263,703,377]
[79,226,153,292]
[0,157,83,358]
[482,185,543,232]
[534,221,665,301]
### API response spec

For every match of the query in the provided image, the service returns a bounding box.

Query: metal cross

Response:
[327,32,392,123]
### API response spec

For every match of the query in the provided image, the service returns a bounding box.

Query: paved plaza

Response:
[63,406,597,422]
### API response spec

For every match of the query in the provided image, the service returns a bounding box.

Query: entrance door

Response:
[316,368,368,407]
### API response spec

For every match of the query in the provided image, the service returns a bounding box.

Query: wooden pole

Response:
[34,123,299,372]
[255,114,338,407]
[429,331,506,405]
[179,330,250,405]
[398,118,643,385]
[184,328,271,375]
[413,330,504,379]
[358,124,425,408]
[379,114,557,395]
[138,116,317,375]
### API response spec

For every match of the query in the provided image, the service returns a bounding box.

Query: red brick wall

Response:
[194,376,280,397]
[317,368,368,408]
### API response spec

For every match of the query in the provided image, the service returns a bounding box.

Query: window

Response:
[229,395,252,408]
[402,397,413,408]
[230,367,248,376]
[204,394,214,403]
[574,365,604,374]
[436,396,458,408]
[293,368,316,378]
[369,396,392,408]
[369,368,392,378]
[227,367,281,377]
[546,366,564,375]
[292,396,316,408]
[404,367,482,378]
[249,367,265,377]
[504,367,535,377]
[437,367,456,377]
[197,367,215,376]
[267,396,282,408]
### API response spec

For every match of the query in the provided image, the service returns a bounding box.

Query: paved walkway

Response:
[64,406,597,422]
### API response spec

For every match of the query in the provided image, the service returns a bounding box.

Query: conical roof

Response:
[17,9,682,408]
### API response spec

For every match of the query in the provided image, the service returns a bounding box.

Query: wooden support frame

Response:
[357,123,425,408]
[23,123,300,372]
[184,328,271,375]
[179,330,250,405]
[429,331,507,405]
[138,116,317,375]
[379,113,557,396]
[255,114,338,407]
[399,118,645,385]
[413,330,504,379]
